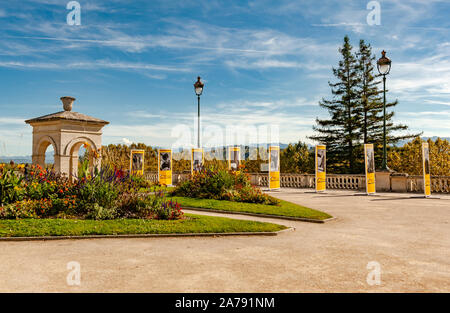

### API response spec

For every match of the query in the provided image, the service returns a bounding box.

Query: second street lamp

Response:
[194,76,204,148]
[377,50,392,171]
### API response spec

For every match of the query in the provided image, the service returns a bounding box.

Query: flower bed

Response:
[170,167,280,205]
[0,164,182,220]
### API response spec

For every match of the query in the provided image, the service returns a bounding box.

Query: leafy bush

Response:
[85,203,118,220]
[0,168,24,205]
[0,199,50,219]
[171,168,280,205]
[115,192,155,218]
[0,164,184,221]
[152,199,184,220]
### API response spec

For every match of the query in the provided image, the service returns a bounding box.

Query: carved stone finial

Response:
[60,96,76,111]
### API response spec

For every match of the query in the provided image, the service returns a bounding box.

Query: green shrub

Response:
[0,169,24,205]
[86,203,118,220]
[152,198,184,220]
[0,200,40,219]
[171,168,280,205]
[0,165,185,221]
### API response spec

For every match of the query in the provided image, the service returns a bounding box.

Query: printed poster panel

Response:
[315,145,326,192]
[422,143,431,197]
[130,149,145,176]
[364,144,376,194]
[158,149,172,186]
[268,146,280,190]
[191,148,204,174]
[228,147,241,171]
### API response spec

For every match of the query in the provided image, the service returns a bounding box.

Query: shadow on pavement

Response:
[371,196,444,201]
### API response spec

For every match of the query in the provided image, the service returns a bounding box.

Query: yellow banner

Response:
[315,145,326,192]
[422,143,431,197]
[228,147,241,171]
[130,149,145,176]
[158,149,172,186]
[269,146,280,189]
[364,144,376,194]
[191,148,204,174]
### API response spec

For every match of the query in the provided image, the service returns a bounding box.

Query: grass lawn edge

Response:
[171,197,333,222]
[0,227,295,241]
[0,213,289,239]
[182,206,336,223]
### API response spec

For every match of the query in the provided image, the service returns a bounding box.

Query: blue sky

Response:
[0,0,449,156]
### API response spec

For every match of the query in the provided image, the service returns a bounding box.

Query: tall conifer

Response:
[309,36,362,173]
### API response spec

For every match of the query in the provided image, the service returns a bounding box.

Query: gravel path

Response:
[0,189,449,292]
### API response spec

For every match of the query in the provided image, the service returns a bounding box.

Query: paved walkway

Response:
[0,189,449,292]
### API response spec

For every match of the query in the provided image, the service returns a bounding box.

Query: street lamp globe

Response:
[194,76,204,96]
[377,50,392,75]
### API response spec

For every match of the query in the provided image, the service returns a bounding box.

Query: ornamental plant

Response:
[0,167,24,205]
[0,164,183,220]
[171,167,280,205]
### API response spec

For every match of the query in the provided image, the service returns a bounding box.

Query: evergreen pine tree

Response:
[356,39,382,144]
[309,36,362,173]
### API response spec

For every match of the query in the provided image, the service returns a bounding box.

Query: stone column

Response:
[54,154,71,177]
[375,171,391,192]
[32,154,45,167]
[391,173,408,193]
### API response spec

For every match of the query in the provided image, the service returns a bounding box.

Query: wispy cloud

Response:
[0,60,190,72]
[0,117,26,125]
[424,100,450,106]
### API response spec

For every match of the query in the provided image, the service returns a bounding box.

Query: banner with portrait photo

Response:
[268,146,280,190]
[191,148,204,174]
[315,145,326,192]
[228,147,241,171]
[130,149,145,176]
[422,143,431,197]
[158,149,172,186]
[364,144,376,194]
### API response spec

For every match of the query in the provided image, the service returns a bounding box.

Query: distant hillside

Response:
[395,136,450,147]
[0,152,53,164]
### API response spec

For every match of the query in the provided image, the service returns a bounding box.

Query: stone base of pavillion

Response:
[25,97,109,180]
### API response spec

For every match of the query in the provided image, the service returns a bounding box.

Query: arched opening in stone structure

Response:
[69,140,96,180]
[36,138,56,171]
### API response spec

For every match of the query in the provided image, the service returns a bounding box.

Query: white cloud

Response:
[122,138,133,145]
[424,100,450,106]
[0,117,27,124]
[0,60,190,73]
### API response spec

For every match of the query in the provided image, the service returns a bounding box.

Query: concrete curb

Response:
[182,206,336,224]
[0,227,295,242]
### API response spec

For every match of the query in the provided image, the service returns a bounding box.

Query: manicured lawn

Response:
[171,197,332,220]
[0,214,286,238]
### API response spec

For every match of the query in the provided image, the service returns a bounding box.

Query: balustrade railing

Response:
[143,172,449,193]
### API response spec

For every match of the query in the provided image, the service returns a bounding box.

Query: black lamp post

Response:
[377,50,392,171]
[194,76,204,148]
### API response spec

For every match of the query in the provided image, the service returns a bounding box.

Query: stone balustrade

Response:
[406,175,450,194]
[249,173,365,190]
[144,172,159,183]
[144,172,450,193]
